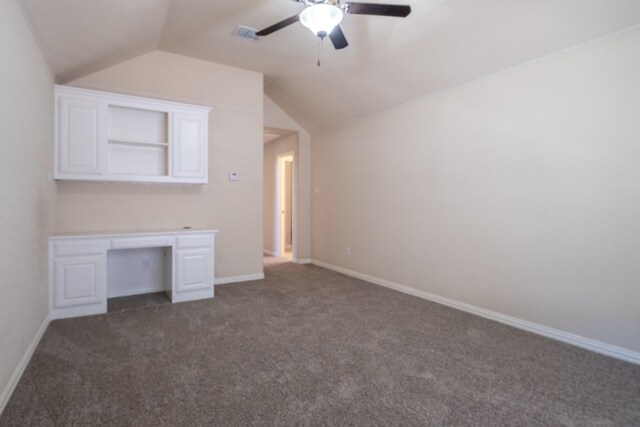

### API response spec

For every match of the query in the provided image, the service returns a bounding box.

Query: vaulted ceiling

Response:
[20,0,640,133]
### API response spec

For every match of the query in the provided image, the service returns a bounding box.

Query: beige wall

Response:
[0,0,54,408]
[59,51,264,280]
[263,134,297,255]
[264,96,311,261]
[311,28,640,353]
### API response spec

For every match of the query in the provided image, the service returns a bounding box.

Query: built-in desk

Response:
[49,229,217,319]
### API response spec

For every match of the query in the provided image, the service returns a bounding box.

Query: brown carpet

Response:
[2,259,639,426]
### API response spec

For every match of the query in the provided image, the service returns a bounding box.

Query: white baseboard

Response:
[311,259,640,365]
[293,258,311,264]
[215,273,265,285]
[263,249,275,256]
[0,315,50,416]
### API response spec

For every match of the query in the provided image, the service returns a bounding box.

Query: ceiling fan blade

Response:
[256,14,300,37]
[329,25,349,50]
[343,3,411,17]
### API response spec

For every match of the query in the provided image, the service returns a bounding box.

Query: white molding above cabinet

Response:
[54,85,211,184]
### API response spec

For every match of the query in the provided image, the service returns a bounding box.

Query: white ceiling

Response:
[20,0,640,133]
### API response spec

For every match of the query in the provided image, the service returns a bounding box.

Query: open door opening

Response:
[276,153,294,260]
[263,127,299,264]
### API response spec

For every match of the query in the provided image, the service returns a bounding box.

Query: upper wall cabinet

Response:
[54,85,212,184]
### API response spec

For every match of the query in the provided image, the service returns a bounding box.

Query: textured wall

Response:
[312,28,640,353]
[0,0,55,409]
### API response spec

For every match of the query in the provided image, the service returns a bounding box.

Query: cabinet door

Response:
[171,113,207,181]
[52,253,107,319]
[174,248,213,302]
[57,96,104,176]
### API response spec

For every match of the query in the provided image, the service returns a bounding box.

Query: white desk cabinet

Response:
[51,239,109,318]
[55,85,211,184]
[173,233,214,303]
[49,229,217,319]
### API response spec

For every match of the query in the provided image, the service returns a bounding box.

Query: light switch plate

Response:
[229,172,240,182]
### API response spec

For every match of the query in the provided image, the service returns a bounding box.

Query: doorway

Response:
[276,152,295,260]
[263,127,299,262]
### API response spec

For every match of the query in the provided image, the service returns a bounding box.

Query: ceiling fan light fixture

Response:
[299,4,344,37]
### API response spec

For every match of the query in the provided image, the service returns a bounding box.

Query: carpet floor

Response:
[1,259,639,426]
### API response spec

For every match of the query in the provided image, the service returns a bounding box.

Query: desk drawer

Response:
[176,234,212,249]
[111,236,172,249]
[54,240,106,256]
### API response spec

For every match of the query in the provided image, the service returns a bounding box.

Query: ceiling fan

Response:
[255,0,411,50]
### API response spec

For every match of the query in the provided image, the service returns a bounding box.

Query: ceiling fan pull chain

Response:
[317,36,322,67]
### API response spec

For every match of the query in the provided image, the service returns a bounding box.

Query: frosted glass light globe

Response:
[300,4,344,37]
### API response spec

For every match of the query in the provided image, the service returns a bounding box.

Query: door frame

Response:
[274,151,296,259]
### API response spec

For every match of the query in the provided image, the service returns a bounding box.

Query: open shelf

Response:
[109,105,168,143]
[107,105,169,177]
[108,138,169,147]
[107,144,168,176]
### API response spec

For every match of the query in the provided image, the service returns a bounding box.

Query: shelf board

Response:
[108,138,168,148]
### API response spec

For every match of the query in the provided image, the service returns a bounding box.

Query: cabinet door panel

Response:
[58,97,103,175]
[172,113,207,180]
[175,248,211,293]
[53,254,106,310]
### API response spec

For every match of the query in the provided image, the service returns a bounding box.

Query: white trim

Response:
[293,258,311,264]
[56,85,211,115]
[63,85,262,115]
[0,315,50,416]
[215,273,264,285]
[311,259,640,365]
[263,249,275,256]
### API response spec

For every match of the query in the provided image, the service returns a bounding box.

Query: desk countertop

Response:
[50,228,218,240]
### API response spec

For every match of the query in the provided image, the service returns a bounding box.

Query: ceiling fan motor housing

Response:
[302,0,341,6]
